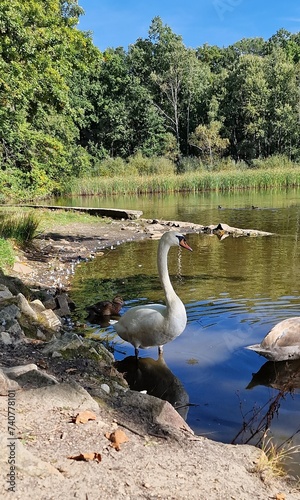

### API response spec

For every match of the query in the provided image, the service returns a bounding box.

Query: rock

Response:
[155,399,193,433]
[3,364,39,377]
[0,285,13,300]
[0,431,62,478]
[17,293,38,320]
[95,343,115,364]
[14,369,59,388]
[6,319,25,343]
[0,369,21,395]
[39,309,61,331]
[12,262,33,275]
[111,390,194,438]
[0,270,32,296]
[55,293,71,316]
[0,331,12,344]
[30,299,46,314]
[16,380,100,412]
[43,296,57,310]
[3,364,59,388]
[36,329,47,340]
[0,304,20,324]
[101,383,110,394]
[42,332,83,354]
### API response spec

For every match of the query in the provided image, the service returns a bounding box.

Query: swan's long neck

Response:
[157,239,178,306]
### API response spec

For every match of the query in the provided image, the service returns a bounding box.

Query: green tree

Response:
[264,48,300,158]
[0,0,96,197]
[189,121,229,165]
[221,54,269,161]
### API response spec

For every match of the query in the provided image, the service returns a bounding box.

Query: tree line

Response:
[1,0,300,198]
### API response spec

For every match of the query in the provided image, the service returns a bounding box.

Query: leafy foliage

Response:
[1,5,300,201]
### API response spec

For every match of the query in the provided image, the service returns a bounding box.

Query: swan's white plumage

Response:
[246,317,300,361]
[113,231,192,355]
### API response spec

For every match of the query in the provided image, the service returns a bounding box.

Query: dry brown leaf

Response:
[105,429,129,451]
[72,410,97,424]
[36,359,48,369]
[68,452,102,462]
[275,494,286,500]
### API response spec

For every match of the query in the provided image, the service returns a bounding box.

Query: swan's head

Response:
[161,231,193,251]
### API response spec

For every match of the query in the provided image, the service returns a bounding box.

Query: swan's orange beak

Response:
[179,238,193,252]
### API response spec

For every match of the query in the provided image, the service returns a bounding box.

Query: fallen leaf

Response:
[72,410,97,424]
[36,359,48,369]
[275,494,286,500]
[68,452,102,462]
[105,428,129,451]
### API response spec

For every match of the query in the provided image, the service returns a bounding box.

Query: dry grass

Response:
[255,431,300,478]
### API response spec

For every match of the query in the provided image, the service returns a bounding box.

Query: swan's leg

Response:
[158,345,163,356]
[134,347,139,359]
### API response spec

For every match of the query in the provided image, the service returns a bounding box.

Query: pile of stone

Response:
[0,284,73,345]
[0,279,75,395]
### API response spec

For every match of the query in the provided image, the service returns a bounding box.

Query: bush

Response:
[93,157,130,177]
[127,151,175,175]
[252,155,298,170]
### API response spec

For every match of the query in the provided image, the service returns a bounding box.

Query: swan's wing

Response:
[113,304,166,337]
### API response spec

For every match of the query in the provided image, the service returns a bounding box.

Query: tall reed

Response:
[68,168,300,197]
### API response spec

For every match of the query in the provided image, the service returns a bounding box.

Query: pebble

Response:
[101,383,110,394]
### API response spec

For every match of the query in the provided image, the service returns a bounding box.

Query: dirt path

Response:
[1,217,299,499]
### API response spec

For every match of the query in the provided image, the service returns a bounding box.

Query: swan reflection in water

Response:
[246,358,300,391]
[232,359,300,447]
[115,354,189,421]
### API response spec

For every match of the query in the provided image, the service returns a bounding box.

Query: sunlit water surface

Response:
[66,189,300,475]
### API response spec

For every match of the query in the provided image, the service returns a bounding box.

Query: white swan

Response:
[113,231,192,357]
[246,317,300,361]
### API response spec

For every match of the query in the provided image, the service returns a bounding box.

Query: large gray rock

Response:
[42,332,83,354]
[5,319,25,343]
[17,293,38,321]
[0,305,20,325]
[0,285,13,300]
[39,309,61,331]
[0,431,62,478]
[3,364,58,388]
[0,369,21,395]
[16,380,100,412]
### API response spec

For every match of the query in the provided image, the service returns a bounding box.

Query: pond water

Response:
[65,188,300,474]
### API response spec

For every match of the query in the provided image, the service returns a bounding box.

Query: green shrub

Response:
[252,155,298,170]
[93,157,129,177]
[127,151,175,175]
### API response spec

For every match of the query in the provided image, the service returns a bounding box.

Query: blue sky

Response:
[77,0,300,51]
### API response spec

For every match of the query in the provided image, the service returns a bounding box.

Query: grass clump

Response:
[0,211,40,243]
[255,432,300,478]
